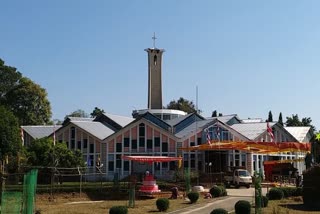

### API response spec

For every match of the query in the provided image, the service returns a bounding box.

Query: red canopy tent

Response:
[121,155,182,163]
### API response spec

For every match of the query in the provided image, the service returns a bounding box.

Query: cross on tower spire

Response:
[152,32,157,49]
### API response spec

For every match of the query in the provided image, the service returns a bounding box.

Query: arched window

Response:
[154,55,157,66]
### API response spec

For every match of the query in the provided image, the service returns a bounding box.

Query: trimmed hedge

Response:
[219,185,227,196]
[109,206,128,214]
[210,186,222,197]
[261,195,268,207]
[187,192,200,204]
[156,198,170,211]
[235,200,251,214]
[268,188,284,200]
[210,208,228,214]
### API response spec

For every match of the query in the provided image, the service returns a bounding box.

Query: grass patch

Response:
[36,191,211,214]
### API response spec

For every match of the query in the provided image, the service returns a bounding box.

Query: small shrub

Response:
[293,187,302,196]
[187,192,199,204]
[268,188,284,200]
[261,195,269,207]
[219,185,227,196]
[235,200,251,214]
[210,208,228,214]
[109,206,128,214]
[156,198,170,211]
[210,186,222,197]
[279,187,296,198]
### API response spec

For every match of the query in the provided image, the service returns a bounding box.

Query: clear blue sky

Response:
[1,1,320,129]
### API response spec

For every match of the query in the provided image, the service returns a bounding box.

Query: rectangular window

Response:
[162,162,168,168]
[71,140,75,149]
[184,161,188,168]
[124,138,130,147]
[154,162,160,170]
[169,161,175,170]
[147,139,153,149]
[139,124,145,136]
[124,161,129,171]
[116,143,122,152]
[77,141,81,149]
[154,137,160,147]
[66,141,69,147]
[162,142,168,152]
[71,127,75,138]
[197,138,202,145]
[116,160,121,168]
[89,144,94,153]
[191,160,196,168]
[108,161,114,171]
[132,139,137,149]
[190,142,195,146]
[83,139,88,148]
[139,137,145,147]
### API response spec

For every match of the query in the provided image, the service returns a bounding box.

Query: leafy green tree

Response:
[26,138,84,168]
[268,111,273,122]
[90,107,105,118]
[166,97,200,114]
[0,105,21,160]
[0,59,52,125]
[278,112,283,126]
[65,109,89,120]
[286,114,316,132]
[211,110,217,117]
[6,77,51,125]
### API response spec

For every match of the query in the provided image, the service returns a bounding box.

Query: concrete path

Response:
[167,187,268,214]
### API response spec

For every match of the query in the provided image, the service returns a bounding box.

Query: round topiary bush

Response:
[156,198,170,212]
[187,192,200,204]
[109,206,128,214]
[210,186,222,197]
[235,200,251,214]
[219,185,227,196]
[210,208,228,214]
[268,188,284,200]
[261,195,269,207]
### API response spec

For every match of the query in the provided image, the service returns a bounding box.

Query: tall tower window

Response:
[154,55,157,66]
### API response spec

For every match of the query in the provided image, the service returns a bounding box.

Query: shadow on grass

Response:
[279,203,320,211]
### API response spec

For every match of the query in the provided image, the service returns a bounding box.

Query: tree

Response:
[211,110,217,117]
[166,97,199,114]
[90,107,105,118]
[26,138,84,168]
[65,109,89,119]
[278,112,283,126]
[268,111,273,122]
[0,59,52,125]
[0,105,21,160]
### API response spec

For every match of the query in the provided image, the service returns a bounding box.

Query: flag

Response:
[206,129,211,145]
[267,122,275,142]
[216,126,220,141]
[21,128,24,146]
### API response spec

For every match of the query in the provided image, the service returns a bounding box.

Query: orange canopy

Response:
[180,141,311,154]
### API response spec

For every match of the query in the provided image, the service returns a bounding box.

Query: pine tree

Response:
[278,112,283,126]
[268,111,273,122]
[211,110,217,117]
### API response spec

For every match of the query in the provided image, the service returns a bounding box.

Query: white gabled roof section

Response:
[72,121,115,140]
[103,113,134,127]
[231,122,277,141]
[285,127,311,142]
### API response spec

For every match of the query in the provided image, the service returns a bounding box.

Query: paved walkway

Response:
[167,187,268,214]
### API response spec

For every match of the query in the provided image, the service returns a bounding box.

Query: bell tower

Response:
[145,33,165,109]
